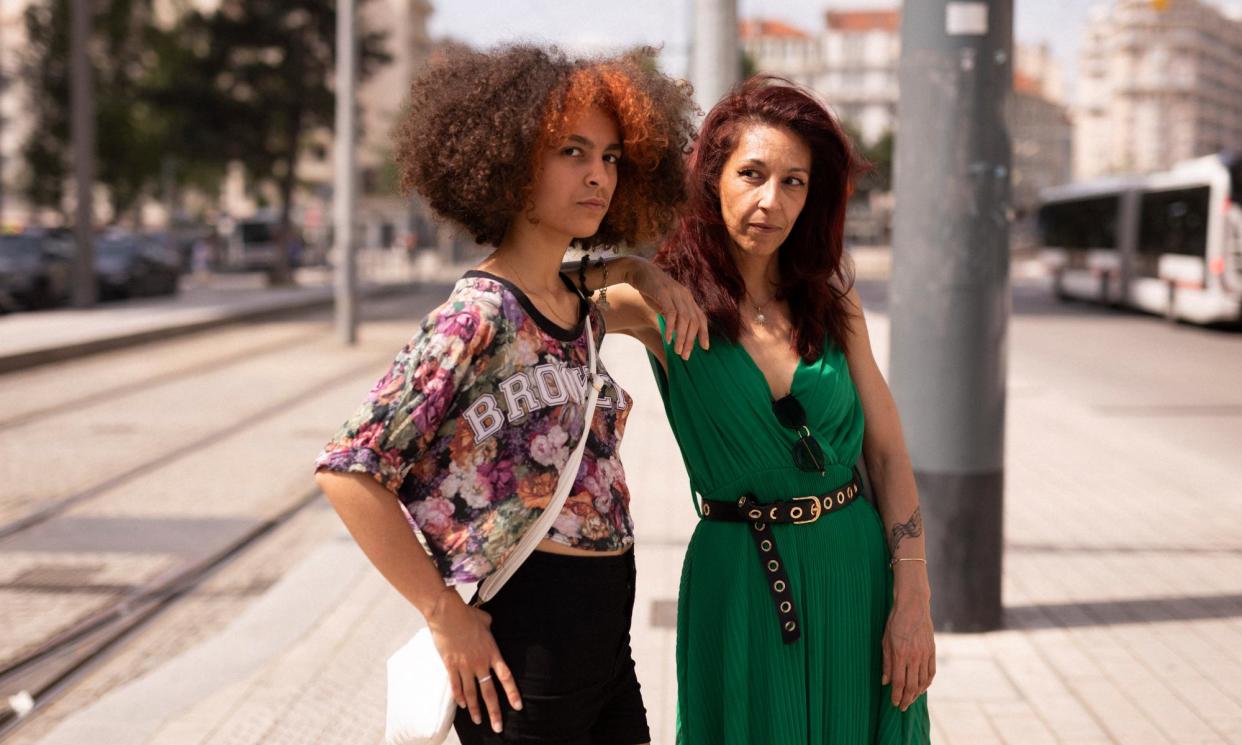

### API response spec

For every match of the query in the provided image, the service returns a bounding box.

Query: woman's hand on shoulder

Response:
[609,256,710,361]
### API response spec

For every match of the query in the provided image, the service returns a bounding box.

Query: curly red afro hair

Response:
[395,44,695,249]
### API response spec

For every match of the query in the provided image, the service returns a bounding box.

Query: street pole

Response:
[889,0,1012,632]
[334,0,358,345]
[70,0,96,307]
[690,0,739,113]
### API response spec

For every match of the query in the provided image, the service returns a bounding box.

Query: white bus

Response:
[1038,153,1242,324]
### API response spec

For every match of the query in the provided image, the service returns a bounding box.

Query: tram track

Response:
[0,283,445,740]
[0,349,392,542]
[0,486,323,740]
[0,326,328,433]
[0,343,403,737]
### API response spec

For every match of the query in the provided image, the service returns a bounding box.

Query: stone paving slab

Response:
[23,298,1242,745]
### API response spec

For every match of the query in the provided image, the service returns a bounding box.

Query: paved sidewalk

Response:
[22,299,1242,745]
[0,249,468,375]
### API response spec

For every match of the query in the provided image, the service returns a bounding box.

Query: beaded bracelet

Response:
[597,256,609,308]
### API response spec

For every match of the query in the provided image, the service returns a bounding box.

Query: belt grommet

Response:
[767,560,779,572]
[737,496,747,508]
[755,523,767,532]
[774,580,786,592]
[749,509,763,520]
[790,507,803,519]
[761,539,772,552]
[780,601,792,613]
[702,502,711,517]
[784,621,797,632]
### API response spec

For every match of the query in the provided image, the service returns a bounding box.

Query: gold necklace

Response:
[745,290,774,325]
[505,260,577,328]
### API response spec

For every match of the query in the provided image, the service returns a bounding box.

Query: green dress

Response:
[650,317,931,744]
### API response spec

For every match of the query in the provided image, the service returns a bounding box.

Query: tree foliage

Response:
[20,0,390,244]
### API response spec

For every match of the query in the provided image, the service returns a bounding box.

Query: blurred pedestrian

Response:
[190,232,214,288]
[648,77,935,743]
[314,44,702,744]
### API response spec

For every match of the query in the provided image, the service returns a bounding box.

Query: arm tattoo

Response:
[889,507,923,553]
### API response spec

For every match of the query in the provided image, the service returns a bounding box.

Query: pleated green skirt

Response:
[676,494,931,744]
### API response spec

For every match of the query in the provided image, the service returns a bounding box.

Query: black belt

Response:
[700,477,862,644]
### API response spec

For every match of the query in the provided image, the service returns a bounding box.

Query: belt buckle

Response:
[792,495,821,525]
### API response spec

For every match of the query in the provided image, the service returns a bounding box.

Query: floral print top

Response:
[314,270,634,585]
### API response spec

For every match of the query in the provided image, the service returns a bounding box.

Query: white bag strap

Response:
[476,311,603,603]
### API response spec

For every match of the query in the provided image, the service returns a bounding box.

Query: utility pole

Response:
[334,0,358,345]
[690,0,739,113]
[889,1,1012,632]
[70,0,97,307]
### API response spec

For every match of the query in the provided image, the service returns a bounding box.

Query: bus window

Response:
[1038,196,1120,268]
[1135,186,1210,277]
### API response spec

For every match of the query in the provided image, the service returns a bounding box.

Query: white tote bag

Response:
[384,313,604,745]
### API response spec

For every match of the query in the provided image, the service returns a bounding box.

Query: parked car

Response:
[223,217,305,276]
[0,233,73,311]
[94,234,181,300]
[146,224,216,272]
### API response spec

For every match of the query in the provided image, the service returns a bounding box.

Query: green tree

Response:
[20,0,182,222]
[187,0,390,283]
[842,121,893,197]
[21,0,389,285]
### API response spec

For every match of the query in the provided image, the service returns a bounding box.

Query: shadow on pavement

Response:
[1004,592,1242,630]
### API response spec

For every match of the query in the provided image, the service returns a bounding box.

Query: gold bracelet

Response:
[890,557,927,569]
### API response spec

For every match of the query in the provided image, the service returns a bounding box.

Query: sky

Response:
[427,0,1242,106]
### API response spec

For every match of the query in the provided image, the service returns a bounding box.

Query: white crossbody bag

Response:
[384,312,604,745]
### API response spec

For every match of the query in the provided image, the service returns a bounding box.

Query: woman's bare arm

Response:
[838,286,936,711]
[838,288,927,570]
[315,470,521,732]
[561,254,710,367]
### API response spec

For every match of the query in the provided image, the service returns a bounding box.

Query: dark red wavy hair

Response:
[655,76,866,361]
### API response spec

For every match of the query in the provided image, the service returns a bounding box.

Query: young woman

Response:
[594,77,935,742]
[313,45,703,744]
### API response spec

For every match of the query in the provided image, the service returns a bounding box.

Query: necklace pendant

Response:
[755,311,766,324]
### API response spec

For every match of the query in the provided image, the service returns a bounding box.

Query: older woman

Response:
[595,76,934,743]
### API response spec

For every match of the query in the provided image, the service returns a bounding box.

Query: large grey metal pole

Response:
[889,1,1012,632]
[70,0,96,307]
[690,0,739,112]
[334,0,358,345]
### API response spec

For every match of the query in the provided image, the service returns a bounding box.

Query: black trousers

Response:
[454,548,650,745]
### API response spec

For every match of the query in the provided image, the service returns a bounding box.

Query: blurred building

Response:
[738,19,817,87]
[740,8,1070,242]
[815,10,901,147]
[1016,41,1066,105]
[1009,47,1073,217]
[1075,0,1242,179]
[739,10,899,146]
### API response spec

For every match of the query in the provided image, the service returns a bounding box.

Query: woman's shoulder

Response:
[400,274,512,363]
[426,273,511,327]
